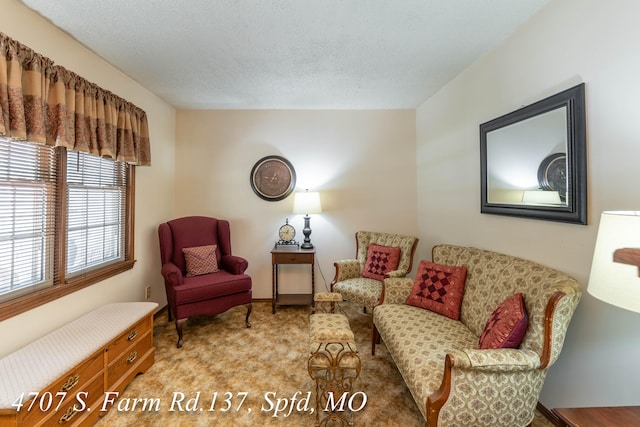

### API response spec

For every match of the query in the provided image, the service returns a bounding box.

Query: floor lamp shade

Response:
[587,211,640,314]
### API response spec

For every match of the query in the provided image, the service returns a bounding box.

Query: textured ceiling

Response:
[20,0,551,109]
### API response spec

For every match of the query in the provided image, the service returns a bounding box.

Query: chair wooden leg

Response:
[372,324,379,355]
[175,318,187,348]
[245,303,252,328]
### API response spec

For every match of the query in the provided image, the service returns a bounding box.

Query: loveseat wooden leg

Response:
[245,303,252,328]
[175,318,187,348]
[372,324,380,355]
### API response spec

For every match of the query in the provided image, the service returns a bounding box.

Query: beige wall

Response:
[0,1,175,356]
[175,110,418,298]
[417,0,640,408]
[4,0,637,411]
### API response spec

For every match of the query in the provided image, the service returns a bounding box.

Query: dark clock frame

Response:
[250,155,296,201]
[537,153,567,202]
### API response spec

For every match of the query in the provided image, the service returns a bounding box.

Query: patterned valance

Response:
[0,32,150,165]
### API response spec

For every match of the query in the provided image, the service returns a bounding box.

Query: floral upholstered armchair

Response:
[331,231,418,312]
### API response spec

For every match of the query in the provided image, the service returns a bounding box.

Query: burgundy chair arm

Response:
[221,255,249,275]
[161,262,184,287]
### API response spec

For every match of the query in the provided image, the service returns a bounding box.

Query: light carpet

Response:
[97,301,554,426]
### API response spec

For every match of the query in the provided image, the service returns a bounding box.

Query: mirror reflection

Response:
[486,107,568,206]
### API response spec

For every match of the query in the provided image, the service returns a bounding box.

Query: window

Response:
[0,140,57,301]
[0,138,135,320]
[66,151,128,278]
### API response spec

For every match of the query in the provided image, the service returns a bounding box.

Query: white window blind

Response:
[65,151,128,278]
[0,139,57,302]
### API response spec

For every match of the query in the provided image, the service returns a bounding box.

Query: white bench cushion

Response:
[0,302,157,409]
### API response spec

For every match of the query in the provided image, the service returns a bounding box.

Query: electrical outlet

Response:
[145,286,151,300]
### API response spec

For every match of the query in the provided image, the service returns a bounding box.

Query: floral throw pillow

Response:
[182,244,219,277]
[362,244,401,280]
[406,260,467,320]
[479,293,529,349]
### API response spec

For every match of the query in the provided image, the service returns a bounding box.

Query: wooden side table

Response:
[553,406,640,427]
[271,246,315,314]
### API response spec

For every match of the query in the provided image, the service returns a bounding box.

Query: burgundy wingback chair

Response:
[158,216,252,348]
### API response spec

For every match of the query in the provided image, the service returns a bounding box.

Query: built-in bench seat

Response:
[0,302,157,426]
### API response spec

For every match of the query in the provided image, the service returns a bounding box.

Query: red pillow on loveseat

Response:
[405,260,467,320]
[478,293,529,349]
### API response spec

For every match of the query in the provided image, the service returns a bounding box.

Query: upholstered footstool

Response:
[308,311,361,426]
[313,292,344,313]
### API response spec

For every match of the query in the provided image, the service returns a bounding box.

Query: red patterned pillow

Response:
[182,244,219,277]
[362,244,401,280]
[406,261,467,320]
[479,293,529,349]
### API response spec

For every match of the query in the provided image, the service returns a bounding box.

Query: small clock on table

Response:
[276,219,298,247]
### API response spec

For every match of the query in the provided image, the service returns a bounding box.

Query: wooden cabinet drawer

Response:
[105,316,151,364]
[19,350,103,427]
[107,333,153,388]
[40,373,104,427]
[273,252,314,264]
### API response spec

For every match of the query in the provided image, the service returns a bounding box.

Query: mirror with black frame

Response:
[480,83,587,224]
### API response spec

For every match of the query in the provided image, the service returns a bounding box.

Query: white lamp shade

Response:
[293,191,322,215]
[587,211,640,313]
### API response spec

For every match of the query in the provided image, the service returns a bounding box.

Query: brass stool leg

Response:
[308,342,361,426]
[308,310,361,426]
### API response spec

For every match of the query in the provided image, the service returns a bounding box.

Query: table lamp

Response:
[587,211,640,313]
[293,190,322,249]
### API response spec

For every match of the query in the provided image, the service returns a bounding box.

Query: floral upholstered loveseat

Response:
[372,244,582,427]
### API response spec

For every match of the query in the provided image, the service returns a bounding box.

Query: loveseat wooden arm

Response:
[427,350,543,427]
[447,348,541,371]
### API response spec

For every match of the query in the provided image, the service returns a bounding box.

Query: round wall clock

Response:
[250,155,296,201]
[537,153,567,200]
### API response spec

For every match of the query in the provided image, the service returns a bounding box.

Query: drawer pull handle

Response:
[58,406,78,424]
[290,256,296,260]
[127,329,138,341]
[60,374,79,392]
[126,351,138,364]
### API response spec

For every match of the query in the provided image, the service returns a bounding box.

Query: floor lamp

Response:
[587,211,640,314]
